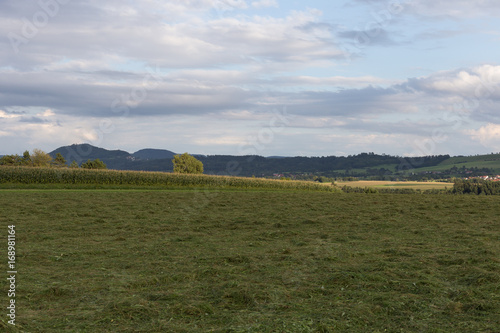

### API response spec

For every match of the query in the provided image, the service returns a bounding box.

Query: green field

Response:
[1,188,499,332]
[439,154,500,166]
[402,154,500,174]
[414,160,500,174]
[328,153,500,176]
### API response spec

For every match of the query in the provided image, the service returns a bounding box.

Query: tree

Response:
[69,160,79,168]
[172,153,203,174]
[22,151,32,166]
[0,155,21,166]
[31,149,53,167]
[51,153,67,168]
[81,159,107,169]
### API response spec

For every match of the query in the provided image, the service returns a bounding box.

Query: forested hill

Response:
[44,144,456,178]
[194,153,450,176]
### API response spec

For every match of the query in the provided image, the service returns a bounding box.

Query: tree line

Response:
[451,179,500,195]
[0,149,107,169]
[195,153,451,177]
[0,149,206,174]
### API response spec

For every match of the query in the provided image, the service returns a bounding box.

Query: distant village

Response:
[464,175,500,182]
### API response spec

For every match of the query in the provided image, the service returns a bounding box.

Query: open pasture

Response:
[1,189,499,332]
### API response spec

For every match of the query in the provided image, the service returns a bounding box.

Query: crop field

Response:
[1,188,499,332]
[335,180,451,191]
[0,166,339,192]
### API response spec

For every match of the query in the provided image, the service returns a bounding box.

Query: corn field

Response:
[0,166,340,192]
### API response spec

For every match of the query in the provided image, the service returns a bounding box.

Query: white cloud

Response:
[0,2,340,71]
[406,65,500,100]
[403,0,500,18]
[469,123,500,149]
[274,75,400,88]
[1,1,500,156]
[193,136,248,146]
[251,0,278,9]
[0,117,101,154]
[36,109,55,117]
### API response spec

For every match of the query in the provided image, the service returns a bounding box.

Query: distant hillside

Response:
[406,153,500,174]
[132,149,176,160]
[438,153,500,167]
[48,144,177,171]
[194,153,450,177]
[43,144,500,180]
[50,144,129,163]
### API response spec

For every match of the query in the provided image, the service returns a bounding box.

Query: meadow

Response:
[1,188,499,332]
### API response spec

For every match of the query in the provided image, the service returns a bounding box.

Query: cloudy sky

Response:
[2,0,500,157]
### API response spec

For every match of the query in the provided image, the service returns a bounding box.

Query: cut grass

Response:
[1,190,499,332]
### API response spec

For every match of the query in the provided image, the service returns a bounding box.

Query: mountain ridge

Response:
[132,148,176,160]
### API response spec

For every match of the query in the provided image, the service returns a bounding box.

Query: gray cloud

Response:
[1,1,345,72]
[2,64,499,124]
[337,29,399,46]
[352,0,500,18]
[1,1,499,156]
[19,116,46,123]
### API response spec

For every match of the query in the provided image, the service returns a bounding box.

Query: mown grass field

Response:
[1,189,499,332]
[335,180,451,191]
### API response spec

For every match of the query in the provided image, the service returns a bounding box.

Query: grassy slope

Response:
[328,154,500,175]
[410,154,500,173]
[439,154,500,166]
[1,189,499,332]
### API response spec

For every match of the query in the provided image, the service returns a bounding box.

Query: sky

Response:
[1,0,500,157]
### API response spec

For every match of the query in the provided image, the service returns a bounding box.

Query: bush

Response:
[81,159,107,169]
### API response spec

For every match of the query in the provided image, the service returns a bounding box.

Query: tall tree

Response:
[172,153,203,174]
[31,149,53,167]
[51,153,67,167]
[22,150,32,166]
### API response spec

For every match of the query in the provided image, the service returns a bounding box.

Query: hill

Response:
[397,153,500,178]
[44,144,500,180]
[49,144,177,171]
[132,148,176,160]
[49,144,130,164]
